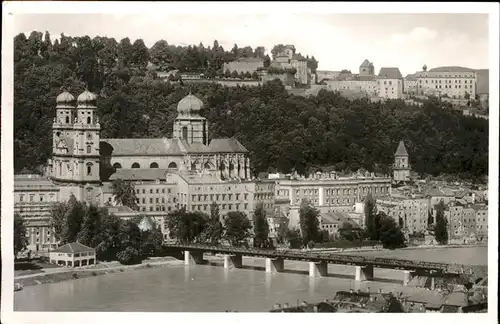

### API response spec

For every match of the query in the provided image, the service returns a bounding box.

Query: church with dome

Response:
[47,89,254,203]
[13,89,277,252]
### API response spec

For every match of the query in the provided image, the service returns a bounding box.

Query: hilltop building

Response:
[393,140,411,182]
[264,45,312,85]
[413,65,477,99]
[378,67,404,99]
[14,91,276,251]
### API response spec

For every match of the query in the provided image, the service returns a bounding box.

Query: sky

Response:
[13,12,489,76]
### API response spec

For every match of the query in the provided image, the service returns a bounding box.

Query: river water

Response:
[14,246,487,312]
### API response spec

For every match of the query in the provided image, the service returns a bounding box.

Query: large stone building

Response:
[377,196,430,234]
[445,202,488,244]
[15,91,276,251]
[393,140,411,182]
[274,170,391,228]
[378,67,404,99]
[414,65,477,99]
[266,45,310,85]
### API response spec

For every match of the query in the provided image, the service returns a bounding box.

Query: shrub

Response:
[117,247,142,265]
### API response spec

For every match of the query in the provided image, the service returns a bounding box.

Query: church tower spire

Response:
[393,140,411,182]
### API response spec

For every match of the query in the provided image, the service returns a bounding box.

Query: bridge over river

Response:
[165,244,485,285]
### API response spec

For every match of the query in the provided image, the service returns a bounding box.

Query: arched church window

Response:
[65,116,70,124]
[150,162,159,168]
[113,163,122,169]
[132,162,140,169]
[182,126,188,140]
[86,162,93,176]
[168,162,177,169]
[87,116,92,124]
[87,145,91,154]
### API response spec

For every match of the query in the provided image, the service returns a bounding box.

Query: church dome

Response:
[77,90,98,103]
[177,93,203,116]
[56,91,75,104]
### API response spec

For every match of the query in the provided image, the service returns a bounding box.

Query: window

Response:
[65,116,70,123]
[87,116,91,124]
[132,162,140,169]
[150,162,159,168]
[86,163,93,176]
[40,195,44,202]
[182,126,188,140]
[20,195,24,202]
[150,198,153,203]
[87,145,91,154]
[113,163,122,169]
[168,162,177,169]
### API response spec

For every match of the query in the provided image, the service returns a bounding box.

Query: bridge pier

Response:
[309,261,328,278]
[224,254,243,269]
[403,270,414,286]
[184,250,204,266]
[265,258,284,274]
[355,265,374,281]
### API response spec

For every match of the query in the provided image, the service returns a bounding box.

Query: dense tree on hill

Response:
[14,33,488,183]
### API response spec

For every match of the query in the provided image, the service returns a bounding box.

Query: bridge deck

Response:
[164,244,481,274]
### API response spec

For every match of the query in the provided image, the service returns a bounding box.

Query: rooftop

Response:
[394,140,409,156]
[109,168,170,181]
[51,242,95,254]
[378,67,403,79]
[428,66,475,73]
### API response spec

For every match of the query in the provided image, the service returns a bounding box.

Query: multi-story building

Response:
[378,67,404,99]
[359,59,375,77]
[404,74,418,95]
[14,174,60,253]
[274,171,391,228]
[414,65,477,99]
[223,57,264,75]
[393,140,411,182]
[376,196,430,234]
[473,204,488,241]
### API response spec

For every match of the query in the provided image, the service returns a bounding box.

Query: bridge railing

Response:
[164,243,464,272]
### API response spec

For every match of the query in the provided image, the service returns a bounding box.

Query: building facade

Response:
[378,67,404,99]
[414,66,477,99]
[377,197,430,234]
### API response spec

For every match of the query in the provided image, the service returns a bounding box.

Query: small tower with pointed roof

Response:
[393,140,411,182]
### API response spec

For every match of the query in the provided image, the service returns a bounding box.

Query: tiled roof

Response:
[14,176,60,191]
[109,168,170,181]
[444,291,469,307]
[360,59,371,67]
[428,66,475,73]
[178,140,212,154]
[378,67,403,79]
[51,242,95,253]
[209,138,248,153]
[291,54,308,61]
[395,140,408,156]
[405,74,418,81]
[101,138,184,156]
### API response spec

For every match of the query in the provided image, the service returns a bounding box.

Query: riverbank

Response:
[309,243,487,253]
[14,256,184,288]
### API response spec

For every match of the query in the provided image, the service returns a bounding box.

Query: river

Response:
[14,246,487,312]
